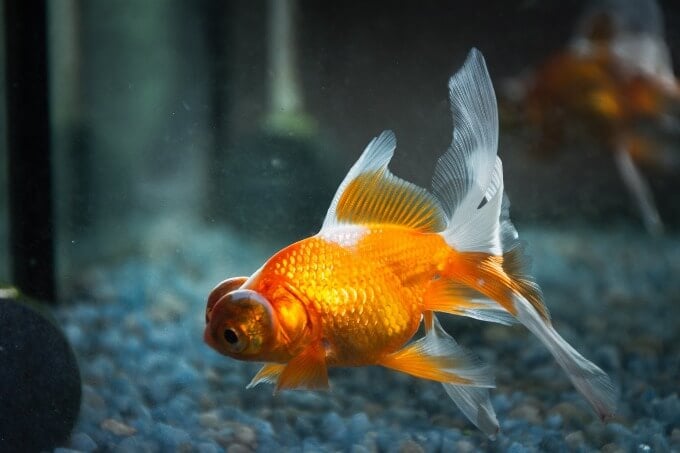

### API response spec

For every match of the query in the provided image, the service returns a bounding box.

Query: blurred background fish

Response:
[502,0,680,234]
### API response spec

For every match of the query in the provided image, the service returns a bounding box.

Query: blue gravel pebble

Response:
[48,226,679,452]
[68,432,97,452]
[155,422,191,448]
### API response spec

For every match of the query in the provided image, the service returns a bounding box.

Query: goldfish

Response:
[204,49,616,436]
[503,0,680,234]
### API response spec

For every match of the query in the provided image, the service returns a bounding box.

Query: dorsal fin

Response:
[433,48,503,255]
[321,130,446,232]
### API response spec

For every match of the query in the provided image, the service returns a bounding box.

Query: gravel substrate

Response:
[51,222,680,452]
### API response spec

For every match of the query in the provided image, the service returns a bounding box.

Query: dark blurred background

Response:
[1,0,679,294]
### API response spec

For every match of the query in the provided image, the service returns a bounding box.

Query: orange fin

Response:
[246,363,285,389]
[502,246,549,321]
[320,131,446,232]
[424,279,517,325]
[275,342,329,392]
[448,250,549,322]
[379,327,493,387]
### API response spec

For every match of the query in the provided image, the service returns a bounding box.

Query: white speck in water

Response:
[637,444,651,452]
[271,157,282,169]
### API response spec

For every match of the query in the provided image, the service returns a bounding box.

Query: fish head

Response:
[204,287,278,360]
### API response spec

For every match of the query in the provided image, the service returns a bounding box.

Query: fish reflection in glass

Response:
[204,49,616,436]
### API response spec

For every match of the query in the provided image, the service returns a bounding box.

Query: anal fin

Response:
[276,342,329,392]
[379,319,493,387]
[424,312,500,438]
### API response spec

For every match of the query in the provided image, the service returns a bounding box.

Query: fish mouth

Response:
[203,324,219,350]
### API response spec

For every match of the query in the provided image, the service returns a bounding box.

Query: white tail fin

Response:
[513,294,617,420]
[433,48,503,255]
[434,48,615,421]
[613,145,663,235]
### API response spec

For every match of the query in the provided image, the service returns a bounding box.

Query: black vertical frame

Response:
[4,0,56,302]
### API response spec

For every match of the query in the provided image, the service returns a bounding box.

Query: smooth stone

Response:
[232,423,257,447]
[565,430,585,448]
[509,403,542,424]
[652,433,670,453]
[321,412,347,443]
[549,402,590,427]
[347,412,371,441]
[507,441,530,453]
[101,418,137,437]
[197,442,223,453]
[452,439,475,453]
[0,299,81,453]
[397,439,425,453]
[350,445,371,453]
[601,443,627,453]
[69,432,98,452]
[227,444,252,453]
[155,422,191,448]
[113,436,157,453]
[199,410,223,429]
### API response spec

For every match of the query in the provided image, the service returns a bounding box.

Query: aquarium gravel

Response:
[52,222,679,452]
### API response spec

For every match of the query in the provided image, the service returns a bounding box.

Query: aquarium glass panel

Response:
[0,2,8,285]
[1,1,678,452]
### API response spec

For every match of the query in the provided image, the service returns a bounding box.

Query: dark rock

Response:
[0,298,81,452]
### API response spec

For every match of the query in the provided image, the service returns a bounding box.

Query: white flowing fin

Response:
[433,48,502,255]
[613,145,663,235]
[320,130,446,233]
[424,313,500,438]
[513,294,617,420]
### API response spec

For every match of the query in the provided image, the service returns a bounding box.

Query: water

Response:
[1,1,679,452]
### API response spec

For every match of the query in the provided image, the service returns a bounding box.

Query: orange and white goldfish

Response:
[204,49,616,436]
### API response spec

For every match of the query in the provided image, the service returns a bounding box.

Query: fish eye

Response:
[222,326,247,353]
[224,328,239,344]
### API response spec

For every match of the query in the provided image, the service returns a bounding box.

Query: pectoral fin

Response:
[246,363,285,389]
[275,342,329,392]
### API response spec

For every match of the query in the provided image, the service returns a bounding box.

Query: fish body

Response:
[249,227,437,366]
[205,49,615,436]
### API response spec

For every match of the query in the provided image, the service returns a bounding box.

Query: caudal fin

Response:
[433,48,503,256]
[514,294,617,420]
[432,49,616,419]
